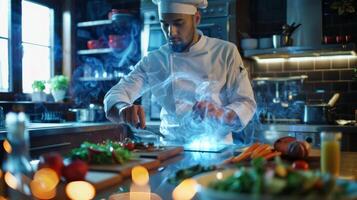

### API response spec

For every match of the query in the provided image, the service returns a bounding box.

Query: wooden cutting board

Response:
[85,171,123,191]
[132,146,183,161]
[89,158,160,177]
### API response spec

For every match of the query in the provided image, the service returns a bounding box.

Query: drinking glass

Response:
[320,132,342,176]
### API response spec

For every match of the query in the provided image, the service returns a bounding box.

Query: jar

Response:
[320,132,342,176]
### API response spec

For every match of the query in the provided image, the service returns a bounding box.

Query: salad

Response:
[69,140,132,164]
[208,158,352,199]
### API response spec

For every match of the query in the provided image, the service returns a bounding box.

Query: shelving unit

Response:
[72,0,141,106]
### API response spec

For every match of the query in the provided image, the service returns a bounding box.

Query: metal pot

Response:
[303,93,340,124]
[69,104,105,122]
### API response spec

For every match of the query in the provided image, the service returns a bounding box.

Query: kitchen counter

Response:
[92,150,357,200]
[0,122,127,158]
[0,122,120,140]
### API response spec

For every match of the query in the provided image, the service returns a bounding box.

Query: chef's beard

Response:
[169,41,191,52]
[168,24,196,52]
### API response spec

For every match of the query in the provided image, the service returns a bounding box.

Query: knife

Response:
[128,124,166,139]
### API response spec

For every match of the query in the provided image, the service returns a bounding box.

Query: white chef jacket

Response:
[104,33,256,144]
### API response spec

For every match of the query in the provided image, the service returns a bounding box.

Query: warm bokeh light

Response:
[0,169,2,178]
[3,139,12,154]
[216,172,223,180]
[65,181,96,200]
[172,178,197,200]
[131,166,149,186]
[0,196,7,200]
[33,168,59,190]
[30,179,56,199]
[4,172,17,190]
[109,192,162,200]
[130,184,151,200]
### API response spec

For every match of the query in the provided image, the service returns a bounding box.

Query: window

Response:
[0,0,9,92]
[22,0,54,93]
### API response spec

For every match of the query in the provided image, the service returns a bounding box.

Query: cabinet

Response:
[72,0,141,106]
[237,0,286,39]
[322,0,357,44]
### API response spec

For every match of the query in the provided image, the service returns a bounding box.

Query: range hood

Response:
[244,0,356,59]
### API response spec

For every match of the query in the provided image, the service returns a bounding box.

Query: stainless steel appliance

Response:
[140,0,237,120]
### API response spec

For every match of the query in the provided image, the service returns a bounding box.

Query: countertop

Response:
[0,122,120,140]
[93,150,357,200]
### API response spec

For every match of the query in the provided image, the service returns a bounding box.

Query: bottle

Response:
[320,131,342,176]
[2,112,33,198]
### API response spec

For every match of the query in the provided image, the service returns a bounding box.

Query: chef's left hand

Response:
[192,100,239,126]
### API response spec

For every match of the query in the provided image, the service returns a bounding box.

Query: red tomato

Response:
[38,152,64,177]
[292,160,309,171]
[124,142,135,151]
[62,160,88,182]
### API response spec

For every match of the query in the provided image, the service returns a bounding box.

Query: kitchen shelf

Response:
[77,48,113,55]
[253,75,308,82]
[78,77,121,81]
[77,20,112,27]
[243,43,356,59]
[77,14,135,28]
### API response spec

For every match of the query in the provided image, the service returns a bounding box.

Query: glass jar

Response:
[320,132,342,176]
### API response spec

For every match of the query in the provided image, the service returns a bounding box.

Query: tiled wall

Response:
[246,56,357,119]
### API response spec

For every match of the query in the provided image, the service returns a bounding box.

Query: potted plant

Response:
[50,75,69,102]
[31,80,47,102]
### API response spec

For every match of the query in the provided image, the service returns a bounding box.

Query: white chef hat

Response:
[152,0,208,15]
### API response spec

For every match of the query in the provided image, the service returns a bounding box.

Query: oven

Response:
[140,0,237,120]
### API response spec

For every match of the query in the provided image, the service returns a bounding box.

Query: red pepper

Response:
[124,142,135,151]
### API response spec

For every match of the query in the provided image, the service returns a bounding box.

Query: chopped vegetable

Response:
[69,141,132,165]
[225,143,282,164]
[292,160,309,171]
[168,164,217,184]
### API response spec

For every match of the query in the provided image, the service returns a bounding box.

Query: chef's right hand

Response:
[119,104,146,129]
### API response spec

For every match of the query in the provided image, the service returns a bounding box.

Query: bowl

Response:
[240,38,258,50]
[259,37,273,49]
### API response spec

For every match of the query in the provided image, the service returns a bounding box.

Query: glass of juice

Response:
[320,132,342,176]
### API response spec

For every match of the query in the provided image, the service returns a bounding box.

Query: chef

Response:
[104,0,256,144]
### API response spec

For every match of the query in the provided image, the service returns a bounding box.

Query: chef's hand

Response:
[192,100,239,127]
[119,104,146,129]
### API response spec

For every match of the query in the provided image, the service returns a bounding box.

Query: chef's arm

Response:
[104,59,148,124]
[225,47,257,131]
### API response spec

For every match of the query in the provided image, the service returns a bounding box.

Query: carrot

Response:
[230,151,251,163]
[252,148,272,159]
[263,151,282,160]
[244,143,260,154]
[224,143,261,164]
[251,144,270,158]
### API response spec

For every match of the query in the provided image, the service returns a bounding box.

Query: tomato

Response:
[38,152,64,177]
[124,142,135,151]
[62,160,88,182]
[292,160,309,171]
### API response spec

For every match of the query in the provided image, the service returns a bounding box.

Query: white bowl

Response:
[195,169,357,200]
[240,38,258,50]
